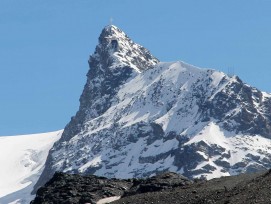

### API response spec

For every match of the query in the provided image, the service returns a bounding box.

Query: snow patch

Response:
[79,156,102,173]
[96,196,121,204]
[185,122,228,149]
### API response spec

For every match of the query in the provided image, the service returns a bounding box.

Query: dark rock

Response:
[124,172,192,197]
[32,172,191,204]
[112,169,271,204]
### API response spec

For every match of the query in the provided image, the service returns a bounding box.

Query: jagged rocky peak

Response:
[33,25,159,192]
[62,25,159,141]
[91,24,159,72]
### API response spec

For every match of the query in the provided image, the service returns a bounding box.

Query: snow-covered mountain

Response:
[0,131,62,204]
[35,25,271,191]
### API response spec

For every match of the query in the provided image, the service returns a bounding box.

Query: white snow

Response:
[96,196,121,204]
[210,71,225,87]
[228,135,271,166]
[0,130,62,204]
[185,122,229,149]
[184,122,271,178]
[141,139,178,157]
[78,155,102,173]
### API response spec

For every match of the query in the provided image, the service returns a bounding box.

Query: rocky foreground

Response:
[32,170,271,204]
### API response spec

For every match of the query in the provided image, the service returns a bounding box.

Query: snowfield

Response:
[0,130,62,204]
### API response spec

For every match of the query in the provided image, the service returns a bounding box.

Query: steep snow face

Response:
[36,25,271,190]
[0,131,62,204]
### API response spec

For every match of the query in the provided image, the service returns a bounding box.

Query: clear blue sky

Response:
[1,0,271,135]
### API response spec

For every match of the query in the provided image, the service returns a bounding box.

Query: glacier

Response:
[0,131,62,204]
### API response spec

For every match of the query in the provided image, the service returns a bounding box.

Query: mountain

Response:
[0,131,62,204]
[35,25,271,192]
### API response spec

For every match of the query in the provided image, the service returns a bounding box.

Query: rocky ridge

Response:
[32,170,271,204]
[31,172,191,204]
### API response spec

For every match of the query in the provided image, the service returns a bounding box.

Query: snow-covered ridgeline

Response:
[49,59,271,181]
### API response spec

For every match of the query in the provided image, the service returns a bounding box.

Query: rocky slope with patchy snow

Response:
[0,130,62,204]
[31,172,133,204]
[31,172,191,204]
[35,25,271,192]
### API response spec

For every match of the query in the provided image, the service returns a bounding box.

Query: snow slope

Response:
[0,130,62,204]
[45,60,271,181]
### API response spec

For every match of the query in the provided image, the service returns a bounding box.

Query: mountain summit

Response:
[34,25,271,192]
[60,25,159,142]
[96,25,159,72]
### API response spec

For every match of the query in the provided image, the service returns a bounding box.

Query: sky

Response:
[1,0,271,135]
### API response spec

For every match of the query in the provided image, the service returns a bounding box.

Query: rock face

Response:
[31,172,192,204]
[124,172,192,197]
[31,172,132,204]
[35,25,271,192]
